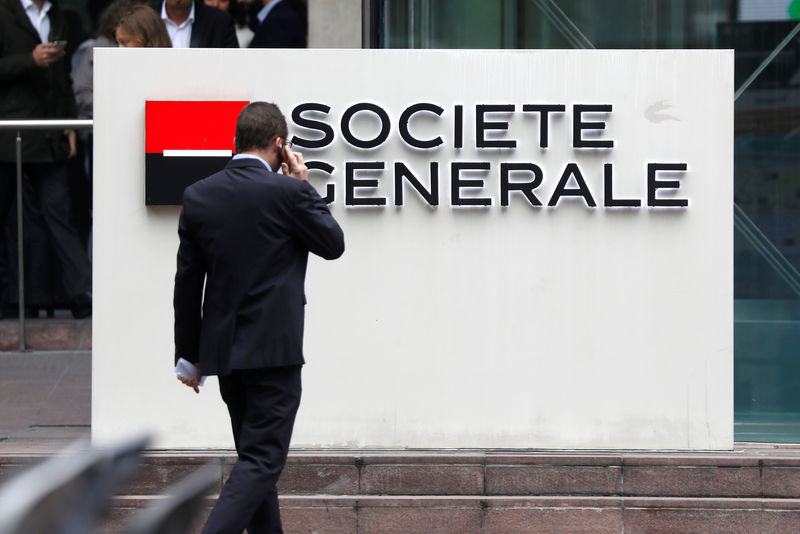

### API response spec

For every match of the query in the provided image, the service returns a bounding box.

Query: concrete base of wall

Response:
[3,447,800,533]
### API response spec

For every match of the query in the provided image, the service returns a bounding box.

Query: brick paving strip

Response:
[0,318,91,352]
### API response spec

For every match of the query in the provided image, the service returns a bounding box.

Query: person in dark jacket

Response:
[249,0,305,48]
[174,102,343,534]
[0,0,92,318]
[150,0,238,47]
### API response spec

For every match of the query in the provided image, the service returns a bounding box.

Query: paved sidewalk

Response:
[0,350,90,453]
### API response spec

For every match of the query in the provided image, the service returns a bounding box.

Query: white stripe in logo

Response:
[163,150,232,157]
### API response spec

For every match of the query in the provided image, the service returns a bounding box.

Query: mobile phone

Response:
[50,40,68,50]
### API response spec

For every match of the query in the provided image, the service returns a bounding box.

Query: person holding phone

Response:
[0,0,93,318]
[174,102,344,534]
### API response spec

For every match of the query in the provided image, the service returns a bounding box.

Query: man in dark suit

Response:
[249,0,305,48]
[0,0,93,317]
[152,0,238,47]
[173,102,344,534]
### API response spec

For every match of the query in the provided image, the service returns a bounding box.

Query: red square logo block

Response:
[145,100,249,205]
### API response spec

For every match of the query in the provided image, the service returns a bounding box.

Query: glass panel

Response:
[725,18,800,442]
[383,0,508,48]
[379,0,800,442]
[381,0,737,50]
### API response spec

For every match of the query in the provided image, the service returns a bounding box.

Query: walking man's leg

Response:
[203,365,302,534]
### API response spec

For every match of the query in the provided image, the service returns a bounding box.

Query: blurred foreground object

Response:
[123,464,218,534]
[0,435,216,534]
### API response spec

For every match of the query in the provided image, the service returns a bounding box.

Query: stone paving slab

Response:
[9,449,800,498]
[103,495,800,534]
[0,350,90,448]
[0,426,90,454]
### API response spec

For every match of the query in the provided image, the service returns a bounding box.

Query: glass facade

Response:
[380,0,800,442]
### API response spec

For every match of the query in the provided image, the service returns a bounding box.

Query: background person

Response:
[150,0,237,48]
[204,0,253,47]
[115,4,172,47]
[73,0,145,117]
[71,0,144,263]
[0,0,93,318]
[249,0,305,48]
[202,0,228,11]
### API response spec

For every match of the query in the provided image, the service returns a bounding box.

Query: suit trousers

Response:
[202,365,302,534]
[0,162,91,301]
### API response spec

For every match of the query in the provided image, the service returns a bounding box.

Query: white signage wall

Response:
[93,49,733,450]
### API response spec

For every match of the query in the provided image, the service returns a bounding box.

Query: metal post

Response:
[361,0,371,48]
[15,132,25,351]
[362,0,380,49]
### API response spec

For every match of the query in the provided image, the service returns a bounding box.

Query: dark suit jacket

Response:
[174,158,344,376]
[151,0,239,48]
[0,0,76,163]
[249,0,305,48]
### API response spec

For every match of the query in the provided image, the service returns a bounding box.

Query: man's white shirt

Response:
[233,153,273,172]
[161,1,195,48]
[20,0,52,43]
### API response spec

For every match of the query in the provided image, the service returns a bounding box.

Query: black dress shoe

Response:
[70,292,92,319]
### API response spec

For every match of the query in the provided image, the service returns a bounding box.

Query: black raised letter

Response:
[548,163,597,207]
[522,104,566,148]
[451,162,491,206]
[500,163,543,207]
[603,163,640,207]
[454,104,464,149]
[399,103,444,149]
[476,104,516,149]
[306,161,336,204]
[290,103,334,149]
[394,162,439,206]
[647,163,688,207]
[345,162,387,206]
[341,103,391,149]
[573,104,614,148]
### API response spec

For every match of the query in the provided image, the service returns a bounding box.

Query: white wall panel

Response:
[93,49,733,449]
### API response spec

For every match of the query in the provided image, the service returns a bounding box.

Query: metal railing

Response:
[0,119,93,351]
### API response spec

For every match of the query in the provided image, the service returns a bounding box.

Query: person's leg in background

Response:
[0,165,14,317]
[27,162,92,318]
[0,165,62,317]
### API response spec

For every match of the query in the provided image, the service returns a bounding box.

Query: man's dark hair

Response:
[235,102,288,154]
